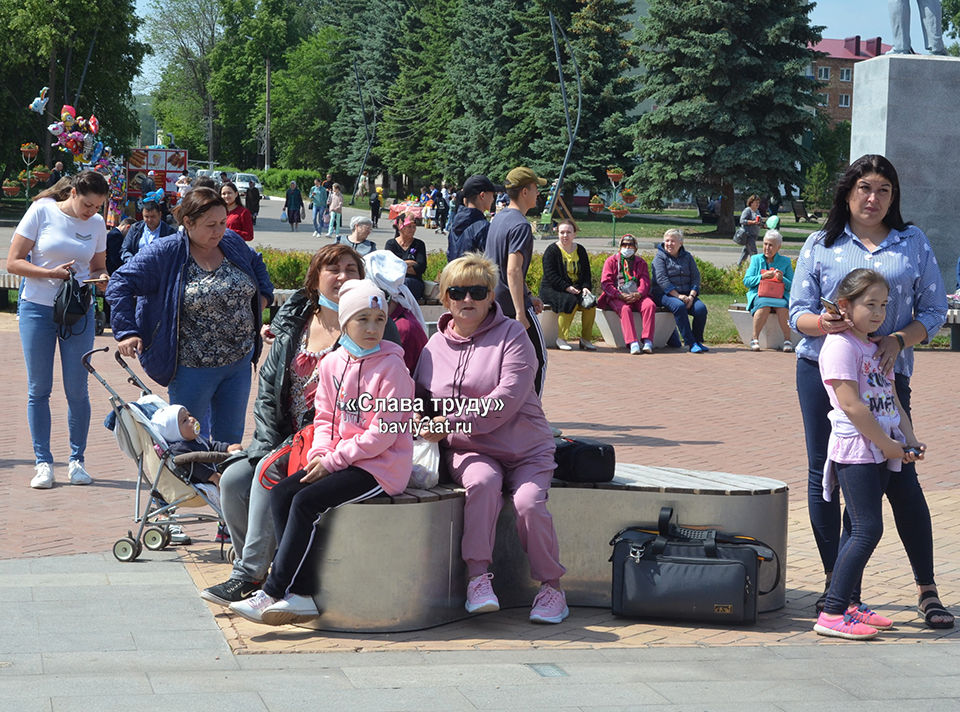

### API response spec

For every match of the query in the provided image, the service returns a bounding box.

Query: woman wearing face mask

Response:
[598,234,657,354]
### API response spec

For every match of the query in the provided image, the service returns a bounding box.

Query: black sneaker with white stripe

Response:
[201,578,261,607]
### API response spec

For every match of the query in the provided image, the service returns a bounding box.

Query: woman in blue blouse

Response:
[743,229,794,352]
[788,154,953,628]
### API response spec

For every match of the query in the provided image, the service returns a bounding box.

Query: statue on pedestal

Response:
[889,0,947,55]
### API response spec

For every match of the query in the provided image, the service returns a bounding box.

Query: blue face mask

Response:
[316,293,339,311]
[339,332,381,358]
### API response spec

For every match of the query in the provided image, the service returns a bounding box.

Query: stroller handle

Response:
[82,346,111,374]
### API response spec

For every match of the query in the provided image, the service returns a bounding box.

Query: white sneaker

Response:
[30,462,54,489]
[261,593,320,625]
[556,338,573,351]
[229,590,278,624]
[642,341,653,354]
[68,460,93,485]
[782,340,794,353]
[312,231,320,238]
[629,342,641,355]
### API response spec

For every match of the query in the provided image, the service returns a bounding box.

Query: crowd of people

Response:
[6,154,953,638]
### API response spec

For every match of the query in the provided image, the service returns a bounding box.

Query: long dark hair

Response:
[821,154,910,247]
[33,171,108,202]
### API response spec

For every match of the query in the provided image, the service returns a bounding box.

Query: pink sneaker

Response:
[465,573,500,614]
[530,583,569,624]
[813,611,878,640]
[846,603,893,630]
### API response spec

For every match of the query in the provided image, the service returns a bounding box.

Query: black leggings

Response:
[262,467,382,598]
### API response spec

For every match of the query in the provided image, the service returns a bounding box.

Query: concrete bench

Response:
[946,308,960,351]
[297,465,788,633]
[728,302,802,350]
[595,308,676,349]
[0,271,21,308]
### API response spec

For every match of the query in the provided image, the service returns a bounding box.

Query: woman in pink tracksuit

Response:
[230,280,414,626]
[598,234,657,354]
[414,253,568,624]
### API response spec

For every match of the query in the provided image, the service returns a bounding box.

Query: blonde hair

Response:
[663,228,683,242]
[439,253,498,308]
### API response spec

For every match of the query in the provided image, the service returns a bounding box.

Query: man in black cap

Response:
[446,174,501,263]
[485,166,549,396]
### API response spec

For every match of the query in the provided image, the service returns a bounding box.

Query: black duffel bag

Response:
[553,436,615,483]
[609,506,779,625]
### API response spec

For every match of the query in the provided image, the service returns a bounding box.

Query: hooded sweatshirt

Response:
[414,303,554,464]
[305,339,414,495]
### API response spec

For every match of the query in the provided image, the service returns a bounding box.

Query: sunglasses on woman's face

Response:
[447,285,489,301]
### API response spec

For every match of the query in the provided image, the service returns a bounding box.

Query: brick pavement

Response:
[1,312,958,651]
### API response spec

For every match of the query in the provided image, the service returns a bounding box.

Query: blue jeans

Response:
[657,294,707,346]
[18,300,96,464]
[312,205,324,233]
[797,357,935,586]
[167,349,254,444]
[823,462,891,615]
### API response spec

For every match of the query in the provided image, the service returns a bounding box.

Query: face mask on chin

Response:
[339,332,381,358]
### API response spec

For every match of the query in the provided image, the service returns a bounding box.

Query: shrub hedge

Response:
[261,246,752,298]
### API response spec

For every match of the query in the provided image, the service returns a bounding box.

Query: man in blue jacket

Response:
[446,174,501,262]
[120,201,176,264]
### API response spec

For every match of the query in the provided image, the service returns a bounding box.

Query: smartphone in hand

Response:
[820,297,840,315]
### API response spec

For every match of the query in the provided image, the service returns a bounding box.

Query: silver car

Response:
[234,173,262,197]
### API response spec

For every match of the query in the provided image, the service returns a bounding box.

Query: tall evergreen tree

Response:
[630,0,822,232]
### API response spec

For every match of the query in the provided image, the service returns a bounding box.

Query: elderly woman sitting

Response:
[743,229,794,352]
[652,229,709,353]
[337,215,377,256]
[414,253,568,624]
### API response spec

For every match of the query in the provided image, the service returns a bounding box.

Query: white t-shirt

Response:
[14,198,108,307]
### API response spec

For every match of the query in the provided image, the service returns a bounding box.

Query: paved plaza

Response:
[0,204,958,708]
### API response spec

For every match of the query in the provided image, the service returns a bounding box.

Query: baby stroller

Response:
[83,347,229,562]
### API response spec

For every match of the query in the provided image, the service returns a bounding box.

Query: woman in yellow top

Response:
[538,220,596,350]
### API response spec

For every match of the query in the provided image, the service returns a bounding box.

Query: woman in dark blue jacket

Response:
[107,187,274,442]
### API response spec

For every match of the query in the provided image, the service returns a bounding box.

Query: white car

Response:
[234,173,262,197]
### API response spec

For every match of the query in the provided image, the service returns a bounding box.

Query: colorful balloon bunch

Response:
[47,104,108,165]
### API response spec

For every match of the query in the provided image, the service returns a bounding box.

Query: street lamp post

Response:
[264,56,271,170]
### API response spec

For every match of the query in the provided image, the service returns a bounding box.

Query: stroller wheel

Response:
[143,527,167,551]
[113,536,139,562]
[225,545,236,564]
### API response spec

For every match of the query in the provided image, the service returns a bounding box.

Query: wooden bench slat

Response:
[404,487,440,502]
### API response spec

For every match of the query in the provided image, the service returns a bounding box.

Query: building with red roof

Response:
[808,36,893,125]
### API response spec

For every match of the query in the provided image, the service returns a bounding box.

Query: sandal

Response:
[918,589,955,629]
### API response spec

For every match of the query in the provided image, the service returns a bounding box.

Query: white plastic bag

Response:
[409,438,440,489]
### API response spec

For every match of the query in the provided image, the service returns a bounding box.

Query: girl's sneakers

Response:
[813,611,879,640]
[846,603,893,630]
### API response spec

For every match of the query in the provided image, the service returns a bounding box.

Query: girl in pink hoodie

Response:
[230,280,414,626]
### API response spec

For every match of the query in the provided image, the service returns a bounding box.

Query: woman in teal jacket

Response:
[743,229,794,352]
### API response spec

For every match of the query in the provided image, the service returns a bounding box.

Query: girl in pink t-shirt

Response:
[814,268,925,640]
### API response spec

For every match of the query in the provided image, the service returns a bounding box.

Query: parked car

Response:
[234,173,263,198]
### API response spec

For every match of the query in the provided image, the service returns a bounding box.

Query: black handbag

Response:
[53,272,91,338]
[609,506,779,625]
[553,436,615,483]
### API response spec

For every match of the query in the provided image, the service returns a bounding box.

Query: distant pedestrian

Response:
[284,181,304,232]
[369,187,382,228]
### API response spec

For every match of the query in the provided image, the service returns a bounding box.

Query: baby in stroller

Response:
[151,405,242,506]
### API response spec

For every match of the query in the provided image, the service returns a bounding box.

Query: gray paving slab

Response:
[342,662,541,688]
[41,650,239,674]
[0,653,42,675]
[50,692,269,712]
[777,702,960,712]
[646,678,859,705]
[0,672,152,698]
[258,684,477,711]
[0,698,51,712]
[145,668,353,694]
[457,681,671,708]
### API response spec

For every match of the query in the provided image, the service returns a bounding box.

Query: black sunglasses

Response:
[447,285,489,301]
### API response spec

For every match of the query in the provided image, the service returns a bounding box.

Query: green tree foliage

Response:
[802,159,832,211]
[630,0,822,232]
[377,0,458,185]
[0,0,146,179]
[269,27,341,168]
[944,0,960,39]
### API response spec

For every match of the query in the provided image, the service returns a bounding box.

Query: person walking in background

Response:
[245,183,261,225]
[309,178,329,237]
[738,194,763,268]
[221,181,254,242]
[45,161,64,188]
[369,186,382,228]
[326,183,344,237]
[284,181,304,232]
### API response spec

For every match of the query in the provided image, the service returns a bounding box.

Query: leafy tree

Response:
[0,0,146,178]
[269,27,342,168]
[802,160,831,210]
[630,0,822,232]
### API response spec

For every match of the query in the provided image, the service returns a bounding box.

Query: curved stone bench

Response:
[298,464,788,633]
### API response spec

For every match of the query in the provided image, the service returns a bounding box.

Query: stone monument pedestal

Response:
[851,54,960,292]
